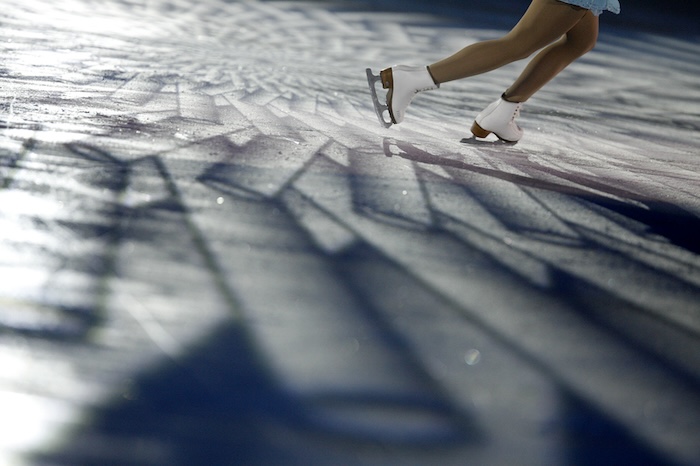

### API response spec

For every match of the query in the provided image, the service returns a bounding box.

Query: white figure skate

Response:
[471,97,524,143]
[366,65,439,127]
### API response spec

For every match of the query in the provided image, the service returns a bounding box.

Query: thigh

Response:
[505,0,589,51]
[565,9,599,53]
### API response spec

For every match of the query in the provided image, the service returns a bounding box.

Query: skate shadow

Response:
[459,136,518,146]
[383,137,700,255]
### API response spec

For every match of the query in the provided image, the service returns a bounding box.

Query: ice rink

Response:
[1,0,699,464]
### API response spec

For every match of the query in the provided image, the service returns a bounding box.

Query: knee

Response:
[512,47,538,61]
[567,30,598,58]
[499,34,546,61]
[578,35,598,56]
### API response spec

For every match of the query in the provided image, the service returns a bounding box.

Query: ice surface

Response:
[0,1,699,465]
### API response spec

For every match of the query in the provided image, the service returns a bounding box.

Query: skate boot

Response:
[471,97,523,143]
[380,65,439,124]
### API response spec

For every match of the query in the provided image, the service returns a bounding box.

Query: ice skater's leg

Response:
[469,10,597,141]
[504,10,598,102]
[469,12,598,142]
[428,0,589,84]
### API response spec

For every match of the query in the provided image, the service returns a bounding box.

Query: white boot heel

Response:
[470,120,492,139]
[472,97,524,143]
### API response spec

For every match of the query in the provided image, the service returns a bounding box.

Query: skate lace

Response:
[511,103,522,121]
[416,84,438,93]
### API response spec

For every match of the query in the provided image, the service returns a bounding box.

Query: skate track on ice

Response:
[0,0,699,465]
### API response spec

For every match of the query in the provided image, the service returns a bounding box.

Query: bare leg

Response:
[428,0,589,84]
[504,10,598,101]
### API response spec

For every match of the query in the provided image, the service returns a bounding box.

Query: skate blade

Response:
[366,68,393,128]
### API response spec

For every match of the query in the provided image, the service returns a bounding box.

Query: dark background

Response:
[363,0,700,35]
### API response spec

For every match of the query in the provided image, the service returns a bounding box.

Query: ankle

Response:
[426,65,440,86]
[501,91,523,103]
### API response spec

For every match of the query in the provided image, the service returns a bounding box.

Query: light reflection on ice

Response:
[0,352,79,465]
[0,392,71,464]
[0,191,64,218]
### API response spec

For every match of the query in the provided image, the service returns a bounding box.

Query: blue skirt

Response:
[559,0,620,15]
